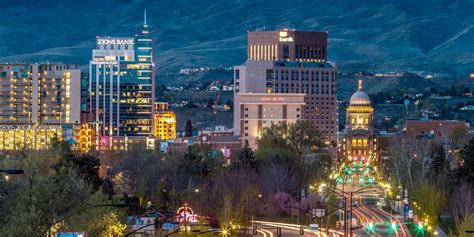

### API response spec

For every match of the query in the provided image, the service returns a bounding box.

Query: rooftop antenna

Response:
[144,9,147,26]
[357,74,363,91]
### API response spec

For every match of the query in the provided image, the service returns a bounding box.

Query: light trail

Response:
[258,229,273,237]
[370,205,409,237]
[253,220,338,237]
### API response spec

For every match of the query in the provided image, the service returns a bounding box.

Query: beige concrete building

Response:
[0,63,81,125]
[234,30,338,144]
[235,93,305,149]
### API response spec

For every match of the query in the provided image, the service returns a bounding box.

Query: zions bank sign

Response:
[97,38,134,45]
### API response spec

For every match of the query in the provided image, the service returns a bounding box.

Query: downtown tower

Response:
[89,14,155,137]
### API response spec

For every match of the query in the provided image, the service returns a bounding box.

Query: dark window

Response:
[283,45,290,60]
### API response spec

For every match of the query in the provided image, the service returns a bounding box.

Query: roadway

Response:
[254,220,344,237]
[352,195,411,237]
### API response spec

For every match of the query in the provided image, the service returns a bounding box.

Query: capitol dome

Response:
[349,80,371,105]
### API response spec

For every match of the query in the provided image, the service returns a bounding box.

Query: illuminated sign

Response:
[279,31,293,42]
[261,97,286,101]
[97,38,134,45]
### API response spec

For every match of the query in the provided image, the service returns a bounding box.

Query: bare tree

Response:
[413,139,434,183]
[449,182,474,224]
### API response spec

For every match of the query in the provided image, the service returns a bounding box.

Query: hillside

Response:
[0,0,473,79]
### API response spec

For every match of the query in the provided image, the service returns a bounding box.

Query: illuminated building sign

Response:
[279,31,293,42]
[91,61,118,65]
[97,38,134,45]
[261,97,286,101]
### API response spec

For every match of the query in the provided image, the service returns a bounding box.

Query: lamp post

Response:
[322,185,379,236]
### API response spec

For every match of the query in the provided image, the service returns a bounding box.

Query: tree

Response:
[449,214,474,237]
[87,212,127,236]
[413,183,446,228]
[457,138,474,184]
[185,119,193,137]
[258,120,323,163]
[56,154,103,191]
[413,139,434,183]
[232,140,258,170]
[449,182,474,226]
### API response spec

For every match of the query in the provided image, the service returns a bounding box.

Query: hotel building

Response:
[234,30,338,145]
[234,93,305,149]
[89,16,155,137]
[0,63,80,150]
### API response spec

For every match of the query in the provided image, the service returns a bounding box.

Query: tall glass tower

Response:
[89,11,155,137]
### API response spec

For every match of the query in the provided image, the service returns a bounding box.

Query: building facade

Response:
[234,93,305,149]
[0,63,81,125]
[341,80,377,163]
[154,111,177,140]
[248,30,327,62]
[336,81,378,187]
[234,60,337,143]
[89,19,155,137]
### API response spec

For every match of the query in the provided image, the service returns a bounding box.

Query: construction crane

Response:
[212,90,220,115]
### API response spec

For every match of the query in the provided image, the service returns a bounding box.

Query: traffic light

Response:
[366,221,374,231]
[276,227,282,237]
[417,221,424,230]
[252,226,257,235]
[391,221,397,230]
[299,226,304,235]
[336,221,342,229]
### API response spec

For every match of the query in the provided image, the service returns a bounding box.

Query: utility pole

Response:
[349,192,353,237]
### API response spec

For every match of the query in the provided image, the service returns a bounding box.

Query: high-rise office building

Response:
[153,102,177,140]
[234,29,338,144]
[89,12,155,137]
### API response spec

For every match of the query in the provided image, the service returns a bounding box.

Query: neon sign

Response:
[176,204,198,223]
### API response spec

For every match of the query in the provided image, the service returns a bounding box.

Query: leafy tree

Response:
[450,214,474,237]
[457,138,474,184]
[185,119,193,137]
[258,120,323,162]
[232,140,258,170]
[87,212,127,236]
[413,182,446,228]
[56,154,103,191]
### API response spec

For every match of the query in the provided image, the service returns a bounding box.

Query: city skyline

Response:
[0,2,472,237]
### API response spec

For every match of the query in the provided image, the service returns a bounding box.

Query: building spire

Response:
[358,79,363,91]
[144,9,147,26]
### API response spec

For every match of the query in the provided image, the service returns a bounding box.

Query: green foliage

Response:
[448,214,474,237]
[257,120,324,161]
[231,140,258,170]
[87,212,127,236]
[457,138,474,184]
[413,182,446,228]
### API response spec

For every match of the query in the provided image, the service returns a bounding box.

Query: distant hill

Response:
[0,0,473,78]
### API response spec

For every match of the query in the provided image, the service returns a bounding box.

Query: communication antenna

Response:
[144,9,147,26]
